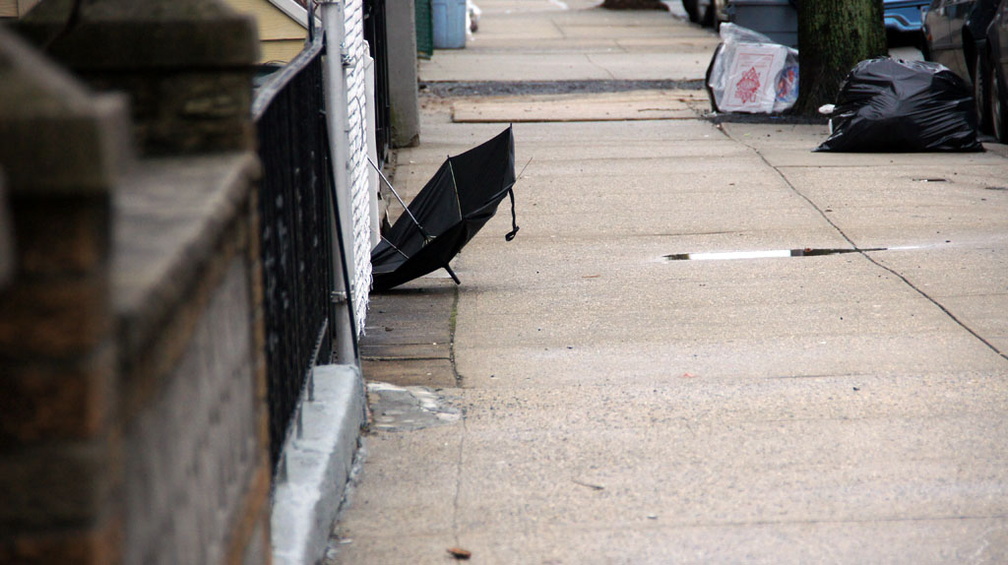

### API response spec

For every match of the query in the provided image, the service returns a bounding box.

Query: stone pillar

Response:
[16,0,260,156]
[0,27,130,564]
[385,0,421,147]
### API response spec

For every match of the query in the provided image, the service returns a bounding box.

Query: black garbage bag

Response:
[815,57,983,152]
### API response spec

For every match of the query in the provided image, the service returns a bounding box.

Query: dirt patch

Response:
[420,79,704,98]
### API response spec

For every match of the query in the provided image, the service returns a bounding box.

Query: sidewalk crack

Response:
[584,53,618,80]
[451,416,467,546]
[734,134,1007,363]
[864,254,1008,361]
[449,284,464,386]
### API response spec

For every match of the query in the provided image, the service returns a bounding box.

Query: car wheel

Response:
[974,51,992,134]
[682,0,700,23]
[700,0,721,28]
[992,58,1008,142]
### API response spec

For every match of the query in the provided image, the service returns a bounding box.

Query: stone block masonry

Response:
[0,24,125,564]
[114,154,267,565]
[0,0,274,561]
[16,0,260,156]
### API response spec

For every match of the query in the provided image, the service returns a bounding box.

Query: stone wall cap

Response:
[114,152,259,364]
[17,0,260,69]
[0,27,132,195]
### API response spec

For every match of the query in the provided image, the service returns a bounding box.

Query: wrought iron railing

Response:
[253,39,336,471]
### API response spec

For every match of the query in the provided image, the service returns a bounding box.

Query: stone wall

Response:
[0,1,272,561]
[0,27,125,564]
[114,154,267,565]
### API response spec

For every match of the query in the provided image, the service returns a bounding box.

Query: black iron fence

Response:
[252,39,336,471]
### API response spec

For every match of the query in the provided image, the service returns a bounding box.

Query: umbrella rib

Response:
[446,158,463,217]
[442,159,463,286]
[368,156,432,240]
[517,156,533,179]
[380,234,411,260]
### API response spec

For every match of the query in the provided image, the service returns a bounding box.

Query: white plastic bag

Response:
[705,23,799,114]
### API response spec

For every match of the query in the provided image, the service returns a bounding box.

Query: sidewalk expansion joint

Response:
[363,355,450,362]
[420,79,705,98]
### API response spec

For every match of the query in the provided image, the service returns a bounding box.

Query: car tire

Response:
[992,56,1008,143]
[683,0,700,23]
[700,0,721,28]
[974,51,993,134]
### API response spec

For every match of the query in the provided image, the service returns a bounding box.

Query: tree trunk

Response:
[794,0,887,115]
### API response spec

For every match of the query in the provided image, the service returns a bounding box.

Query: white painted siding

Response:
[338,0,372,336]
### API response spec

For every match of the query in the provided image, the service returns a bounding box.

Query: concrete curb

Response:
[270,364,366,565]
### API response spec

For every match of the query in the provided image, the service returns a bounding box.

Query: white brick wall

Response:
[342,0,372,336]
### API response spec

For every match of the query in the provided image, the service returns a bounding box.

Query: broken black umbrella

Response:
[369,126,520,291]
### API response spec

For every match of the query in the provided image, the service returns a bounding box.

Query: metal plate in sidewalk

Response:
[451,89,703,123]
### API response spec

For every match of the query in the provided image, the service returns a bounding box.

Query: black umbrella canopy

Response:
[371,126,519,291]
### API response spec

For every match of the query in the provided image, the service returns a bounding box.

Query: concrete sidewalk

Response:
[420,0,714,82]
[329,1,1008,562]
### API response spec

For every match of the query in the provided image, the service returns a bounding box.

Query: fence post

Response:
[319,0,360,365]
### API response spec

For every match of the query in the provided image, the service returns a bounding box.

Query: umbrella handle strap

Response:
[505,188,520,242]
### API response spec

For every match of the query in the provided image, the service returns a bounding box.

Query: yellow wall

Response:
[260,40,309,66]
[224,0,308,64]
[0,0,41,18]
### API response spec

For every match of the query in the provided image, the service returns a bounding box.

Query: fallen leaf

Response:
[447,547,472,560]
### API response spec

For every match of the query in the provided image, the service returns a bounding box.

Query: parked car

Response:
[722,0,799,47]
[923,0,999,129]
[986,0,1008,140]
[710,1,929,49]
[923,1,998,81]
[886,0,931,32]
[714,1,924,47]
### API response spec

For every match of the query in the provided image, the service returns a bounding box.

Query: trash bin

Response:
[432,0,466,49]
[416,0,434,58]
[725,0,799,48]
